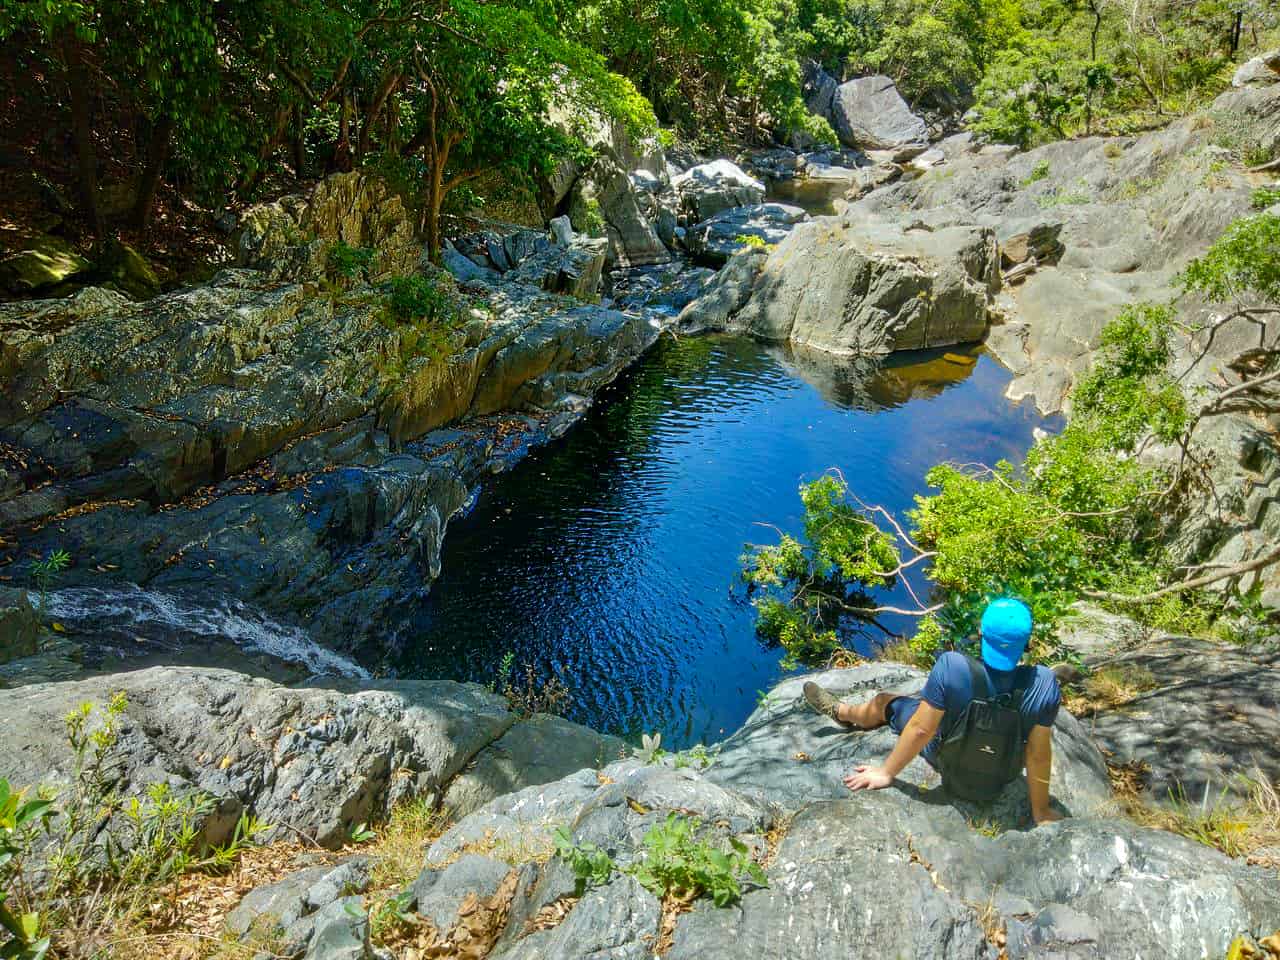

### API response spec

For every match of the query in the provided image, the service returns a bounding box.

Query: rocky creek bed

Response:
[0,69,1278,960]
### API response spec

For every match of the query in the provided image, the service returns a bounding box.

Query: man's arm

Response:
[1025,724,1062,824]
[845,702,944,791]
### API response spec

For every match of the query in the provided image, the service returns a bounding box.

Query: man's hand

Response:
[1033,808,1064,826]
[844,765,892,791]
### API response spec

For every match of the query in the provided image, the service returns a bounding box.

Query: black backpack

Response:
[934,656,1031,802]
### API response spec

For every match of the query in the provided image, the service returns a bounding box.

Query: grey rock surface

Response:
[412,854,513,930]
[720,215,999,355]
[683,202,808,265]
[255,662,1280,960]
[0,666,621,849]
[1233,50,1280,86]
[830,75,928,150]
[569,152,671,268]
[671,160,767,222]
[1081,637,1280,802]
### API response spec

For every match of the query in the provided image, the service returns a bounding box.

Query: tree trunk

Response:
[131,115,174,231]
[331,93,354,172]
[358,71,401,161]
[291,104,306,178]
[62,33,102,237]
[239,106,290,196]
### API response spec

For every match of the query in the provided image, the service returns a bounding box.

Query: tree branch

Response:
[1082,542,1280,604]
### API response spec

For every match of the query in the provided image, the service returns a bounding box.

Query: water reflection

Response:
[394,335,1049,747]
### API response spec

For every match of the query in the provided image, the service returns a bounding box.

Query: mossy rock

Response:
[96,240,160,300]
[0,234,90,294]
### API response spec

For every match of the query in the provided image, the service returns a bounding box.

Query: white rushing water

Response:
[39,586,370,679]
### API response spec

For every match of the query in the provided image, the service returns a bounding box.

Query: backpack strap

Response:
[964,654,990,701]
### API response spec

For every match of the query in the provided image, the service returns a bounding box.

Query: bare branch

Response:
[1083,542,1280,604]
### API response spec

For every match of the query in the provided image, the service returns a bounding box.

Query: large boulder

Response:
[671,160,767,222]
[0,666,623,850]
[1233,50,1280,86]
[568,152,671,268]
[683,203,808,265]
[830,75,928,151]
[236,172,420,281]
[0,234,90,296]
[718,215,999,355]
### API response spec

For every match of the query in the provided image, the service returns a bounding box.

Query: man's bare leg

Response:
[804,682,896,729]
[837,692,895,729]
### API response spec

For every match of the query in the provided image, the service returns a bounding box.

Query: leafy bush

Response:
[327,241,375,283]
[628,813,766,907]
[0,696,266,956]
[385,275,461,327]
[1180,214,1280,304]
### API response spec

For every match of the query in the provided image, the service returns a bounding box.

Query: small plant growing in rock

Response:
[734,233,769,250]
[626,813,766,907]
[634,732,665,764]
[672,744,716,771]
[500,661,573,719]
[553,827,615,894]
[1020,159,1051,186]
[29,549,70,616]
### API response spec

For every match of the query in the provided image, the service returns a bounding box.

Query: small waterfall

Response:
[39,586,370,680]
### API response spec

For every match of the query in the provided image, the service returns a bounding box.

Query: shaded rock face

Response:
[830,75,928,151]
[230,662,1278,960]
[0,173,662,657]
[1074,634,1280,803]
[0,666,623,850]
[0,587,39,663]
[691,215,999,355]
[568,151,671,268]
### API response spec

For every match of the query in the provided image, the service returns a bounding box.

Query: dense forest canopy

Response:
[1,0,1276,250]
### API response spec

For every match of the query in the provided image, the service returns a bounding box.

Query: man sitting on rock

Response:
[803,598,1064,824]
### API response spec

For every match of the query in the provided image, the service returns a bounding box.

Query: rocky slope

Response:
[5,661,1273,959]
[0,173,662,664]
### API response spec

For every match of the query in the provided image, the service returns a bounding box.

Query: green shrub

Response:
[1252,186,1280,211]
[627,813,766,907]
[326,240,375,283]
[734,233,769,250]
[0,696,266,956]
[385,275,460,326]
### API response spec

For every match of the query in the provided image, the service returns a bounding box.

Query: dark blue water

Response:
[395,335,1050,747]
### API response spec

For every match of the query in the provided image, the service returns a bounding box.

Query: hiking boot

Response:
[803,682,847,724]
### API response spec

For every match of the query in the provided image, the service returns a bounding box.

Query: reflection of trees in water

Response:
[772,342,982,413]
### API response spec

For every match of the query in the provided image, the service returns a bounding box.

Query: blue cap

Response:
[980,598,1033,671]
